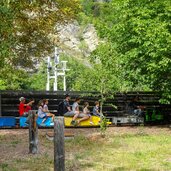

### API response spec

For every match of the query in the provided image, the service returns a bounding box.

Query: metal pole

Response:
[54,65,57,91]
[54,47,59,91]
[46,57,50,91]
[54,117,65,171]
[62,61,67,91]
[63,71,66,91]
[54,47,60,64]
[46,68,50,91]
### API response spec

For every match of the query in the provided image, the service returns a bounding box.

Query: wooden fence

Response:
[0,90,170,124]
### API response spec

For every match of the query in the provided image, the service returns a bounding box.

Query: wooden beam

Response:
[54,117,65,171]
[29,110,38,154]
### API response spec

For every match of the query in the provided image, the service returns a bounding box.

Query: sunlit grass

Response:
[66,132,171,170]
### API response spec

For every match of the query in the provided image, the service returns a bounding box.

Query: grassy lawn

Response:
[0,127,171,171]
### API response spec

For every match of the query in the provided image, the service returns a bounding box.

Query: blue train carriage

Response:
[19,116,54,127]
[0,116,16,128]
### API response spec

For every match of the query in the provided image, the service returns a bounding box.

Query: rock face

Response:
[56,21,99,58]
[83,24,99,52]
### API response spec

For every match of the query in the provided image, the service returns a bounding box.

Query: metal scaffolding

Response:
[46,47,69,91]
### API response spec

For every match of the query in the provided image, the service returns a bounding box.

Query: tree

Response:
[86,0,171,101]
[74,43,120,113]
[112,0,171,92]
[0,0,81,90]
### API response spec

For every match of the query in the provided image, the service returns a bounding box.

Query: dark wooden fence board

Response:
[0,90,170,124]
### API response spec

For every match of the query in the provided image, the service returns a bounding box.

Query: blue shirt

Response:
[93,106,100,116]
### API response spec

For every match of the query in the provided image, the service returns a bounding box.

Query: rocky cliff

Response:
[55,21,99,59]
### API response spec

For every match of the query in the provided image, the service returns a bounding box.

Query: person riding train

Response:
[37,99,55,126]
[19,97,34,117]
[71,98,89,125]
[93,101,100,117]
[19,97,34,125]
[128,96,145,117]
[61,95,89,126]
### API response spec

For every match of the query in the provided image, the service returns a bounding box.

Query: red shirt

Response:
[19,102,32,116]
[19,102,25,116]
[25,105,31,112]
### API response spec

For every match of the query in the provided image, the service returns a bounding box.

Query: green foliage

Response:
[99,116,109,137]
[74,43,120,91]
[111,0,171,94]
[0,80,7,90]
[73,42,121,112]
[27,63,47,90]
[57,55,92,91]
[81,0,171,102]
[0,65,30,90]
[0,0,81,90]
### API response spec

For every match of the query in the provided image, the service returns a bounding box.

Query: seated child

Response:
[83,102,93,125]
[72,98,89,125]
[93,101,100,117]
[38,99,55,125]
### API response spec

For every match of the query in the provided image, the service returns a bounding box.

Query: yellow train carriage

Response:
[64,116,111,127]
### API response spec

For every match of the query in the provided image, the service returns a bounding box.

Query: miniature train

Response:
[0,109,166,128]
[0,115,111,128]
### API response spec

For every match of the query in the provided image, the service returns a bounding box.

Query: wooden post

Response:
[29,110,38,154]
[54,117,65,171]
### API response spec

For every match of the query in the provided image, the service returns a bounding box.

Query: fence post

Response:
[54,117,65,171]
[29,110,38,154]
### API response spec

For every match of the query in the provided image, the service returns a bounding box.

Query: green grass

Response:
[65,133,171,170]
[0,128,171,171]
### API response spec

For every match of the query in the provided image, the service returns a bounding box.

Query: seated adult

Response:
[63,95,78,126]
[63,95,88,126]
[128,96,145,117]
[63,95,76,117]
[19,97,34,117]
